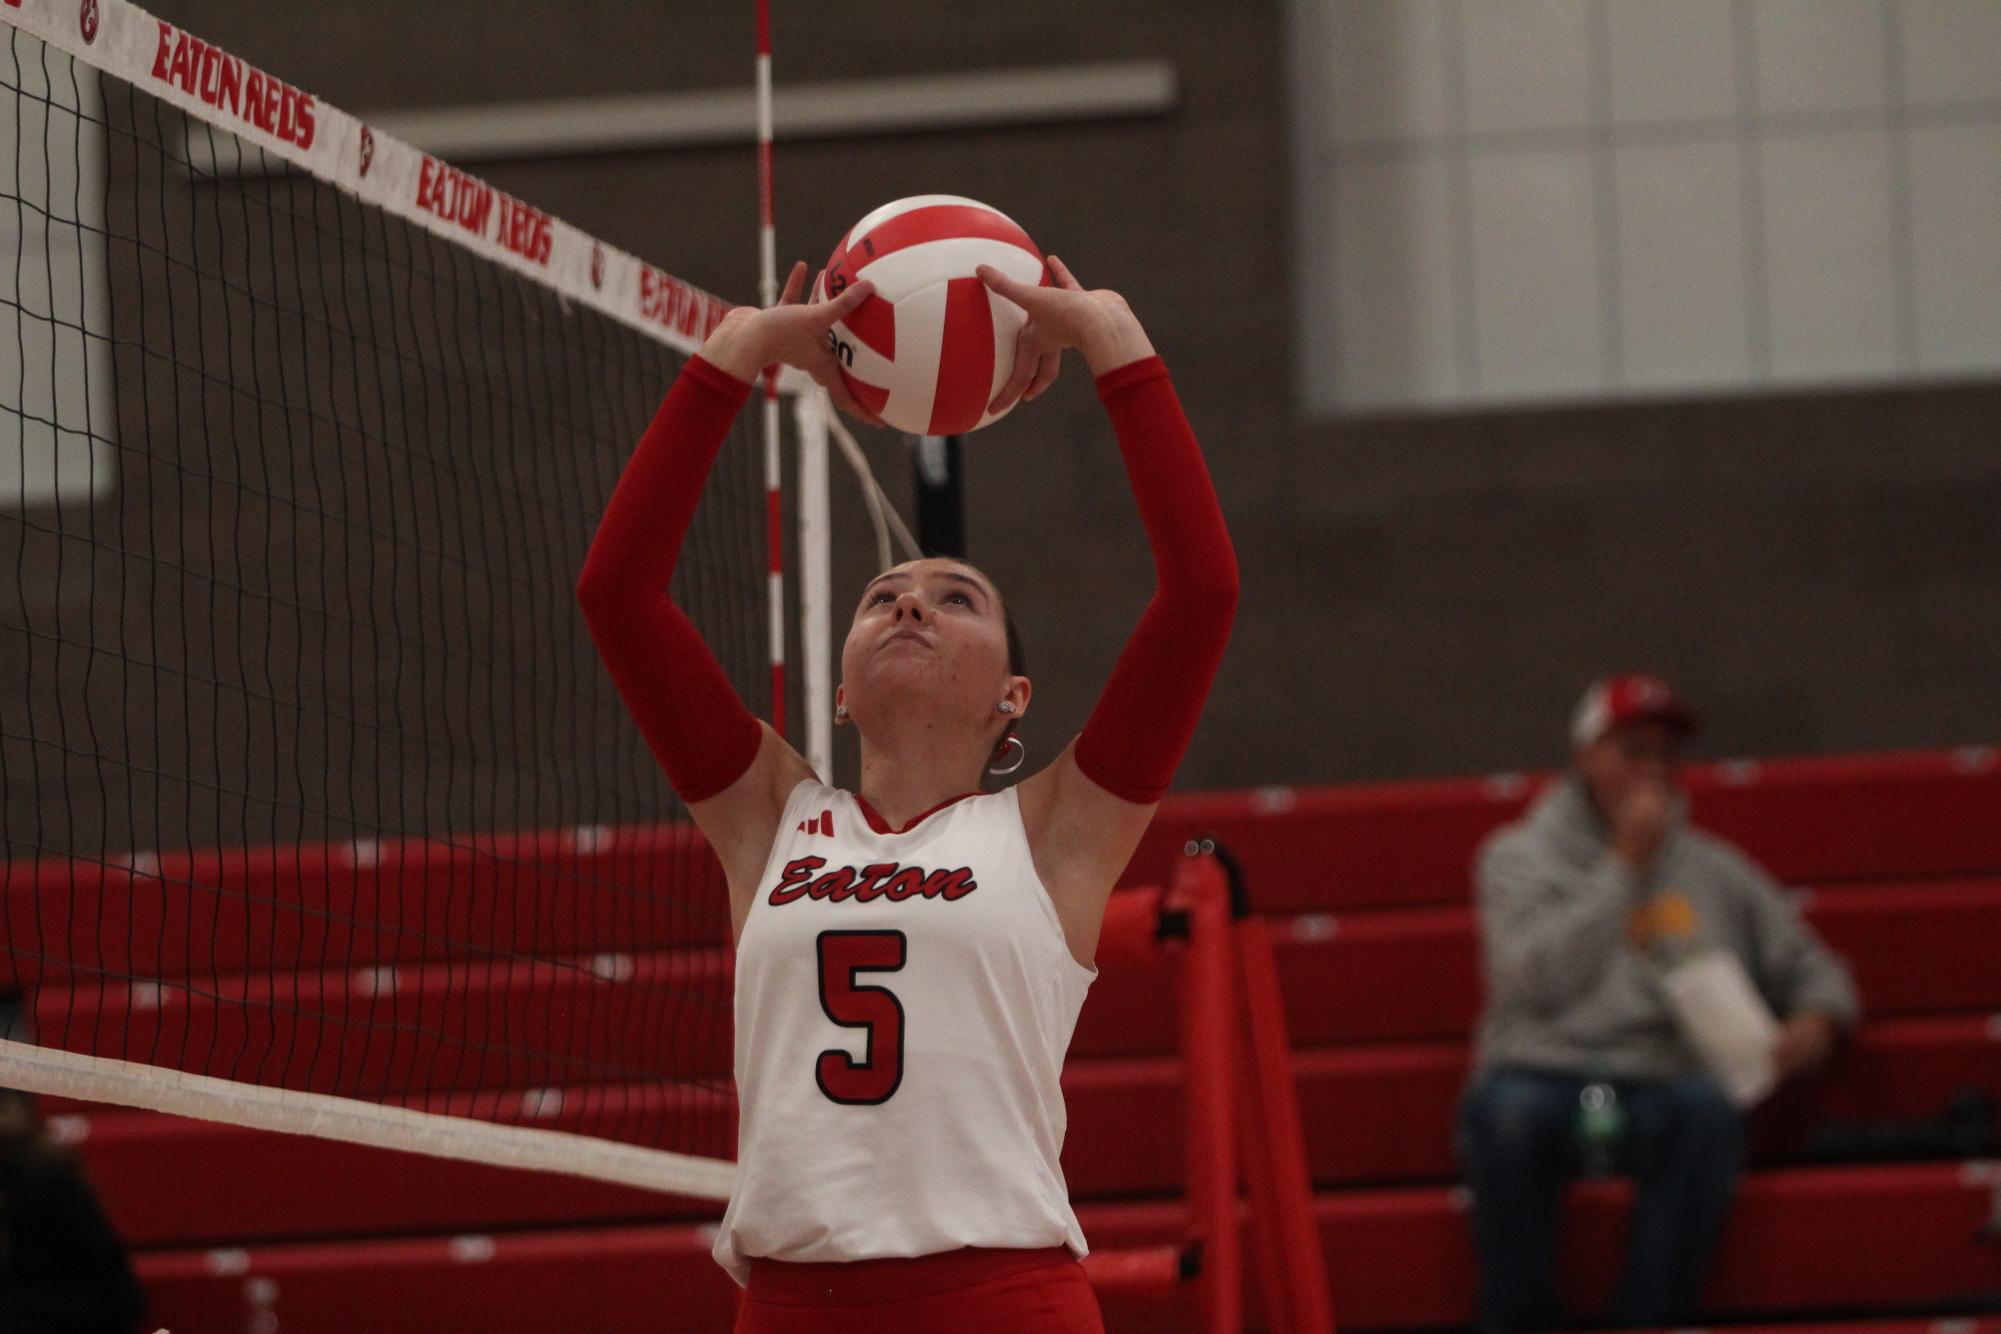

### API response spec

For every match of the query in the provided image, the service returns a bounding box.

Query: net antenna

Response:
[0,0,836,1202]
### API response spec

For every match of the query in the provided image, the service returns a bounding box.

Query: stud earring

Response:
[998,701,1017,714]
[835,704,849,720]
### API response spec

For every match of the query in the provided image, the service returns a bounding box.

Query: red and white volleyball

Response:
[813,195,1046,436]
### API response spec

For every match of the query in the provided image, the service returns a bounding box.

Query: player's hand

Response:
[976,255,1157,414]
[700,261,884,426]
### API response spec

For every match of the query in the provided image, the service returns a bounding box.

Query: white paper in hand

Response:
[1659,950,1780,1107]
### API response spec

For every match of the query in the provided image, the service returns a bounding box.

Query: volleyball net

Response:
[0,0,843,1199]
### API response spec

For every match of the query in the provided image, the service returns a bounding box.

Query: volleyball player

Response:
[577,254,1237,1332]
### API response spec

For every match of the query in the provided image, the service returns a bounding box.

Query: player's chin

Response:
[865,654,941,693]
[857,653,959,703]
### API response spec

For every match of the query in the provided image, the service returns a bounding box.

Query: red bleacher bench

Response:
[33,874,1996,1106]
[132,1162,2001,1333]
[16,746,2000,1330]
[61,1008,2000,1249]
[1126,748,2001,909]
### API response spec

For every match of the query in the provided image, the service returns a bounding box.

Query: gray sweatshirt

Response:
[1472,775,1860,1082]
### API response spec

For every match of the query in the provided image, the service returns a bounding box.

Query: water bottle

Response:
[1578,1071,1624,1178]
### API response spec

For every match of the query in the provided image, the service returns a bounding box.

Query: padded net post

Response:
[795,387,833,781]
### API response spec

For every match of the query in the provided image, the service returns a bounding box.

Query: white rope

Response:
[0,1039,736,1200]
[824,399,922,568]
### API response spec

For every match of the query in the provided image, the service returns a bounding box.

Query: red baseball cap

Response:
[1571,673,1699,747]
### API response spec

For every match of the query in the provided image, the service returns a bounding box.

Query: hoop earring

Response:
[987,735,1026,776]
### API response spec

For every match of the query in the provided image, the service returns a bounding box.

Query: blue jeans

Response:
[1458,1068,1746,1332]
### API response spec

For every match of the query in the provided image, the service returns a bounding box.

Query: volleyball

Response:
[813,194,1047,436]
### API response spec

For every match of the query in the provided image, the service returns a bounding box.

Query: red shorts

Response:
[734,1246,1105,1333]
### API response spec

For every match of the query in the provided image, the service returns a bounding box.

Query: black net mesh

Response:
[0,27,760,1166]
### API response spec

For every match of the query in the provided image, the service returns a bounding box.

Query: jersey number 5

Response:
[815,930,907,1105]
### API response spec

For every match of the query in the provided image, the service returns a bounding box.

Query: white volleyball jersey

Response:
[713,778,1095,1283]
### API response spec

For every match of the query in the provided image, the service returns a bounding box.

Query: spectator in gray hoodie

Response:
[1459,674,1859,1333]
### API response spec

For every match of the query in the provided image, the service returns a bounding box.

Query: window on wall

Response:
[3,54,116,510]
[1288,0,2001,414]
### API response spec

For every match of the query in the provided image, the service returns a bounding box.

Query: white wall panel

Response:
[1325,0,1454,144]
[1330,154,1465,408]
[1898,0,2001,107]
[1461,0,1594,135]
[1289,0,2001,414]
[1613,139,1753,389]
[1751,0,1889,118]
[1468,149,1606,398]
[1907,121,2001,373]
[1761,129,1899,381]
[1605,0,1739,127]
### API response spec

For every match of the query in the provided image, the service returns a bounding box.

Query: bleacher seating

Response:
[14,747,1999,1331]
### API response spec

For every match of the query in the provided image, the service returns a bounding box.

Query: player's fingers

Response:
[819,276,875,323]
[1021,350,1062,402]
[815,364,883,427]
[1046,254,1084,293]
[988,336,1040,415]
[778,260,808,306]
[976,263,1044,309]
[835,389,885,429]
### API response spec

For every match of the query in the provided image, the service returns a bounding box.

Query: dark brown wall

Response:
[87,1,2001,798]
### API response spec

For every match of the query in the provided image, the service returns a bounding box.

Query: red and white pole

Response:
[757,0,784,736]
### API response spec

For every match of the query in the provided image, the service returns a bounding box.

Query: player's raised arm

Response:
[577,263,878,927]
[984,257,1240,956]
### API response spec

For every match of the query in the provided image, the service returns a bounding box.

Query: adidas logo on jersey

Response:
[798,810,835,837]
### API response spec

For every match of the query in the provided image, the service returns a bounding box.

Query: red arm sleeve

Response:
[1074,356,1240,804]
[576,355,764,803]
